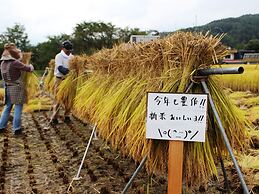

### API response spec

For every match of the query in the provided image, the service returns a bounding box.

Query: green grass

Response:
[35,70,45,76]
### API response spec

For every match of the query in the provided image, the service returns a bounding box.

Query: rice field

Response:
[214,64,259,92]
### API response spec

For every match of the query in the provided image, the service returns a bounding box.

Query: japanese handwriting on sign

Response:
[146,92,208,142]
[194,115,205,122]
[154,96,170,106]
[181,96,187,106]
[153,95,207,108]
[149,112,205,123]
[149,112,157,120]
[190,97,198,106]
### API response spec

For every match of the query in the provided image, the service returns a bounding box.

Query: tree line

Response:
[183,14,259,51]
[0,22,147,70]
[1,14,259,70]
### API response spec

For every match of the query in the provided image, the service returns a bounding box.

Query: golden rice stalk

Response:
[56,72,76,110]
[56,56,90,110]
[44,59,55,94]
[215,64,259,92]
[183,78,250,186]
[93,77,137,139]
[69,31,250,188]
[110,79,149,149]
[20,52,31,64]
[126,93,163,164]
[207,78,250,150]
[69,55,91,75]
[21,52,40,101]
[74,74,115,123]
[23,96,52,112]
[24,72,39,100]
[0,88,5,102]
[56,71,86,110]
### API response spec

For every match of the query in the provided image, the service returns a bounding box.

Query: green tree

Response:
[244,39,259,52]
[183,14,259,48]
[0,23,30,51]
[72,21,119,54]
[72,21,149,54]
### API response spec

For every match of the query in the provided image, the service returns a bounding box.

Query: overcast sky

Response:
[1,0,259,45]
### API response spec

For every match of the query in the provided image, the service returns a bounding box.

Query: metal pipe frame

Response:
[121,155,147,194]
[197,67,244,76]
[201,81,249,194]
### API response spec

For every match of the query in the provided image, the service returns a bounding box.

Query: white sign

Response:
[146,92,208,142]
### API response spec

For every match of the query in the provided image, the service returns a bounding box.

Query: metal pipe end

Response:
[237,66,244,74]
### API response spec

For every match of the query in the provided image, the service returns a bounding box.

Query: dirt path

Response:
[0,111,168,194]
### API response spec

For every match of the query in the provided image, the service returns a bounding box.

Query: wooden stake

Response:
[168,141,184,194]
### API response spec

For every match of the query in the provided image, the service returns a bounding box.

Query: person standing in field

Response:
[0,43,34,135]
[50,40,74,125]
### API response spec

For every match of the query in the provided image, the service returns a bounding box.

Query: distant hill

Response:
[164,14,259,49]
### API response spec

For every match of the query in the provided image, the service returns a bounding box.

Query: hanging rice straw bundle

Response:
[72,31,250,188]
[74,74,115,123]
[20,52,32,66]
[92,76,139,141]
[23,96,52,113]
[44,59,55,94]
[56,55,90,111]
[21,52,39,100]
[0,88,5,102]
[182,77,250,186]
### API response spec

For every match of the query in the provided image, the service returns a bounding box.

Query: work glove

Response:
[29,64,34,72]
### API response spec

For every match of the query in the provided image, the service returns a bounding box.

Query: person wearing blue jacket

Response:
[50,40,74,125]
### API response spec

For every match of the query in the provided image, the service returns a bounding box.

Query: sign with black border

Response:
[146,92,208,142]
